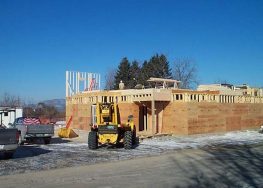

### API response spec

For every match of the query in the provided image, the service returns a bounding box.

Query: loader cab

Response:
[100,103,112,123]
[96,102,118,125]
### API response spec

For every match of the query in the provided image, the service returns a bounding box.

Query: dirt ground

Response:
[1,143,263,188]
[1,129,263,187]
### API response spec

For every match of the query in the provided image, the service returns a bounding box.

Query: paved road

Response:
[1,143,263,188]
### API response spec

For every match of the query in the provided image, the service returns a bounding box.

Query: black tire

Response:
[88,131,98,149]
[132,129,137,145]
[27,138,34,144]
[4,151,14,159]
[124,131,132,149]
[44,137,51,144]
[18,134,24,145]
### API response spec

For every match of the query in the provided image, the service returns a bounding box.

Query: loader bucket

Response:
[58,128,78,138]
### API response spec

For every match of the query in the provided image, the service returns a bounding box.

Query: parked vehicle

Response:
[13,117,54,145]
[0,107,23,128]
[0,126,19,159]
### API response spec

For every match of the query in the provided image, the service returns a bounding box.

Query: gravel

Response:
[1,130,263,176]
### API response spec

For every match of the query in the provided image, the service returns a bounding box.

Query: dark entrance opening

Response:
[139,105,147,131]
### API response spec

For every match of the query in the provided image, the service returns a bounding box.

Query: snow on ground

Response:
[141,130,263,149]
[35,130,263,160]
[1,130,263,176]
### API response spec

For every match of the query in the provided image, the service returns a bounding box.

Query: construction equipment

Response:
[58,114,78,138]
[88,102,136,149]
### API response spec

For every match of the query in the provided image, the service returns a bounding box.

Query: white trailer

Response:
[0,107,23,128]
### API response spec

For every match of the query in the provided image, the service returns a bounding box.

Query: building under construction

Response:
[66,71,263,136]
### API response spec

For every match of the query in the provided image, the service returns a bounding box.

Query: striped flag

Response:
[21,118,41,125]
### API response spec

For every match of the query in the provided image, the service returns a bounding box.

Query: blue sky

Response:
[0,0,262,101]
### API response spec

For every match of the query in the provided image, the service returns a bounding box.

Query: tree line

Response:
[0,93,64,121]
[105,53,198,90]
[23,103,65,121]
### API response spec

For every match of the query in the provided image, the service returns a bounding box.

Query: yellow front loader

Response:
[88,102,136,149]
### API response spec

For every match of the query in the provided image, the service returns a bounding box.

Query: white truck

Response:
[0,107,22,128]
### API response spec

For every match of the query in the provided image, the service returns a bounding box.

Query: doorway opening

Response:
[139,105,147,131]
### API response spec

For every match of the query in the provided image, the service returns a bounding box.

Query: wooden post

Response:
[152,99,156,135]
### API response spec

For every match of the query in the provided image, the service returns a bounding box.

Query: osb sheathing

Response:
[118,103,139,131]
[66,103,92,130]
[162,102,263,135]
[66,100,263,135]
[66,102,139,131]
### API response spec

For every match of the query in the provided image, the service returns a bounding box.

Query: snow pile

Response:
[40,143,89,152]
[40,130,263,155]
[141,130,263,150]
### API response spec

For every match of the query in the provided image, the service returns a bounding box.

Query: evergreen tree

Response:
[138,60,152,87]
[112,54,173,89]
[137,54,172,87]
[114,57,131,89]
[159,54,172,78]
[148,54,172,79]
[128,61,140,89]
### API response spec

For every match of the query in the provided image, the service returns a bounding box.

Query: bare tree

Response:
[173,59,199,89]
[0,93,23,107]
[104,68,117,90]
[23,107,35,117]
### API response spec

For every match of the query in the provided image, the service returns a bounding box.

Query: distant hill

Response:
[41,99,65,112]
